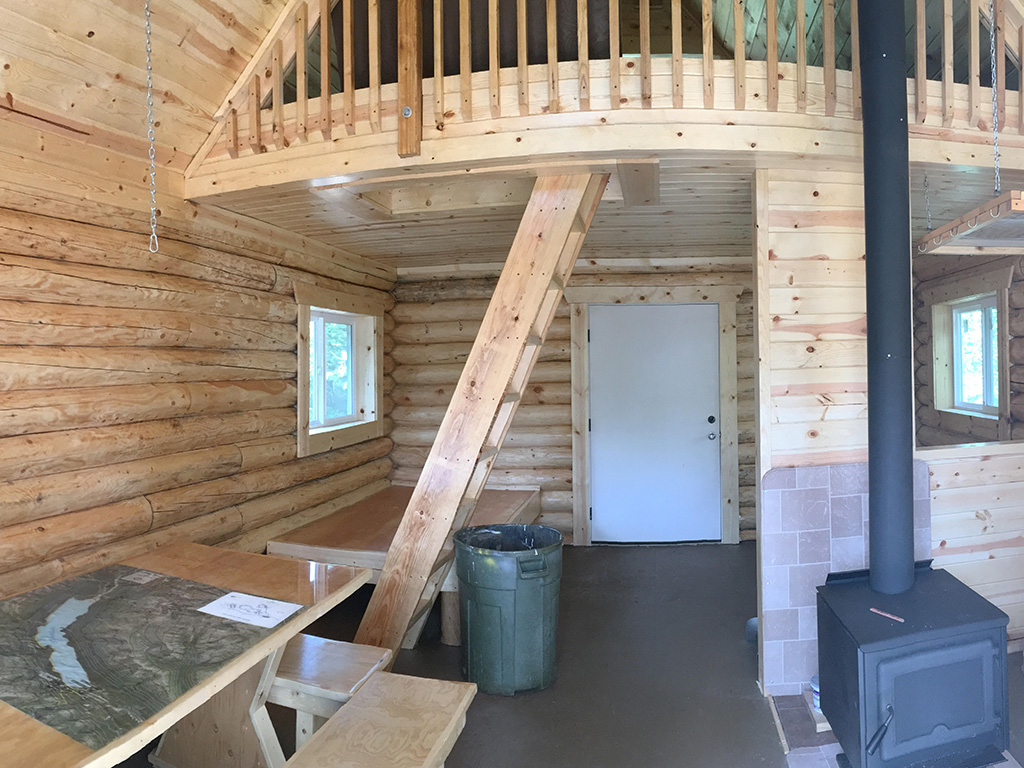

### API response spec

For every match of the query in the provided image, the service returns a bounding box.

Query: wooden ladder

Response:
[355,173,608,655]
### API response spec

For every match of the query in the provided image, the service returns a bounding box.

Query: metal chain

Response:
[924,172,932,231]
[990,0,1002,194]
[145,0,159,252]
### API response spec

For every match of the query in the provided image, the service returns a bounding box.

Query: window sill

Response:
[940,408,999,420]
[301,419,383,457]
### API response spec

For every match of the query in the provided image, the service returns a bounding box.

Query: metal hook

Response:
[149,233,159,253]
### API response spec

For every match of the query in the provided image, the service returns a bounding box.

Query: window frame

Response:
[949,294,1000,416]
[295,283,385,457]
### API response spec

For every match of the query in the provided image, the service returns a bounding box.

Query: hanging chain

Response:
[924,172,932,231]
[990,0,1002,194]
[145,0,159,252]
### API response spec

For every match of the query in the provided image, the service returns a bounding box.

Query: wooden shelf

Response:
[916,191,1024,254]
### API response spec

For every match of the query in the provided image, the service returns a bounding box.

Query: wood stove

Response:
[814,1,1011,766]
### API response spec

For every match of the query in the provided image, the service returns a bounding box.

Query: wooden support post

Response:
[489,0,501,117]
[796,0,806,112]
[733,0,745,109]
[369,0,382,132]
[549,0,561,111]
[518,0,529,114]
[248,75,263,153]
[703,0,714,108]
[943,0,954,127]
[343,0,355,133]
[398,0,423,156]
[851,0,861,119]
[823,0,835,116]
[461,0,472,120]
[578,0,590,110]
[320,0,332,139]
[434,0,445,126]
[610,0,621,108]
[272,39,285,149]
[641,0,653,108]
[354,174,608,656]
[916,0,928,122]
[295,4,308,141]
[671,0,683,108]
[226,107,239,158]
[766,0,778,111]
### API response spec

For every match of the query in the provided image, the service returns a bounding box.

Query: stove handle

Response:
[866,705,895,756]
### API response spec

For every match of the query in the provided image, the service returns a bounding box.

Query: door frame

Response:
[565,285,743,545]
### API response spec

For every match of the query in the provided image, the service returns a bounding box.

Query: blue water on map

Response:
[36,597,99,688]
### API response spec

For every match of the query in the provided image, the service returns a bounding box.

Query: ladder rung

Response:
[525,334,543,347]
[478,445,499,462]
[503,391,522,405]
[549,275,566,292]
[430,549,455,578]
[407,597,433,628]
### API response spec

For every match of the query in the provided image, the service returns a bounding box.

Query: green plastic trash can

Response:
[453,524,563,696]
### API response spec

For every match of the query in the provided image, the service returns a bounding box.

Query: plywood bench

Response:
[267,634,392,749]
[267,485,541,645]
[283,671,476,768]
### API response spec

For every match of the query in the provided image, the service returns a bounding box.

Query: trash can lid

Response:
[454,524,562,554]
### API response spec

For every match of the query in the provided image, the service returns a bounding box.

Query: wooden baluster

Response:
[766,0,777,111]
[610,0,620,108]
[517,0,529,114]
[641,0,652,108]
[943,0,954,126]
[702,0,714,108]
[548,0,560,111]
[916,0,927,122]
[796,0,806,112]
[671,0,683,108]
[970,0,980,127]
[295,4,308,141]
[369,0,381,132]
[344,0,356,133]
[733,0,745,109]
[996,0,1005,131]
[851,0,861,119]
[226,106,239,159]
[320,0,332,139]
[435,0,445,125]
[1019,25,1023,132]
[579,0,590,110]
[489,0,501,116]
[823,0,835,116]
[249,74,263,153]
[272,39,285,148]
[398,0,423,155]
[461,0,472,120]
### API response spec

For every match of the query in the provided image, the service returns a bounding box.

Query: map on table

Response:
[0,565,285,750]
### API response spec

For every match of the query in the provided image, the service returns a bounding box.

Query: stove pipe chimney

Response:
[858,0,916,595]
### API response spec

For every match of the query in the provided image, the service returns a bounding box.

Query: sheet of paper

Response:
[198,592,301,629]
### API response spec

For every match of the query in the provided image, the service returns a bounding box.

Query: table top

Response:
[0,542,370,768]
[266,485,541,572]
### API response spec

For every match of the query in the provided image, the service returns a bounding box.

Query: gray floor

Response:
[392,542,787,768]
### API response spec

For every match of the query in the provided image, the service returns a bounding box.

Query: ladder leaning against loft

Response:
[355,173,609,656]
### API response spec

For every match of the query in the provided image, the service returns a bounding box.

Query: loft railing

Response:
[201,0,1021,163]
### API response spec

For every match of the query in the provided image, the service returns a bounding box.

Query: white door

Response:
[588,303,722,542]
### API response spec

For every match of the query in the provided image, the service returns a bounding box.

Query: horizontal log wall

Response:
[0,125,397,598]
[388,268,756,541]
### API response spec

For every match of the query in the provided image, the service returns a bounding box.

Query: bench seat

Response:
[283,671,476,768]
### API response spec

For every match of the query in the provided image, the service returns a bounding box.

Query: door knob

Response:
[708,432,718,440]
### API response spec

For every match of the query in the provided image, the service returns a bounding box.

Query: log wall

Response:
[387,268,756,541]
[0,121,397,598]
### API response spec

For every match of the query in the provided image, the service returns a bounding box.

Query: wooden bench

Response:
[266,634,392,750]
[267,485,541,646]
[283,671,476,768]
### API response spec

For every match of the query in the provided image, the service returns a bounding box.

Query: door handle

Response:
[708,432,718,440]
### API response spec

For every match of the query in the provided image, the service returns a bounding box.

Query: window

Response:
[295,283,384,457]
[950,294,999,415]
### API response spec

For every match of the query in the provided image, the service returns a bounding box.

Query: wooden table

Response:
[267,485,541,645]
[0,542,370,768]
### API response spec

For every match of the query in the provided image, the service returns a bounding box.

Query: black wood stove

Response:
[815,2,1010,766]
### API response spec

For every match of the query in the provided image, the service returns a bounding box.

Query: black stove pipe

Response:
[858,0,916,595]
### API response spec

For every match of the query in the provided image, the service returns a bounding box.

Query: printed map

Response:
[0,565,274,750]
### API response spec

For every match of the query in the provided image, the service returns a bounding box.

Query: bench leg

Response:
[441,592,461,647]
[250,647,288,768]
